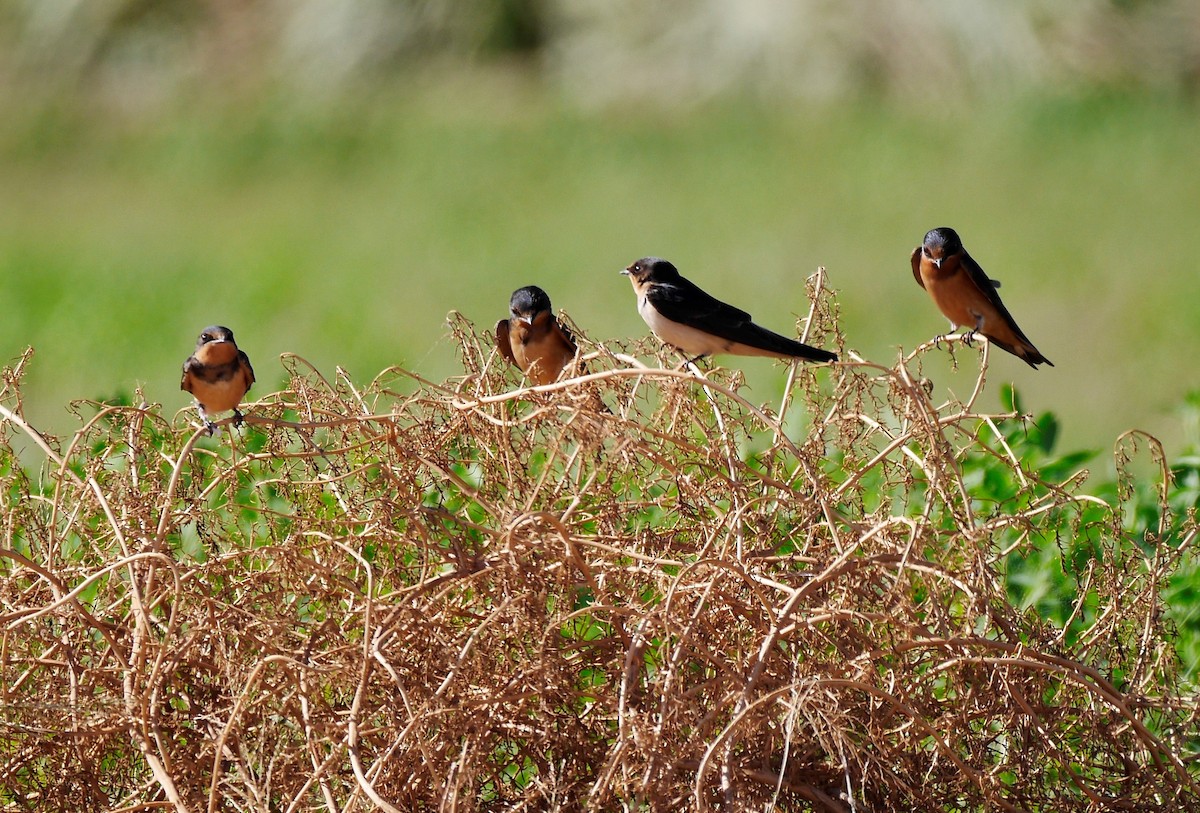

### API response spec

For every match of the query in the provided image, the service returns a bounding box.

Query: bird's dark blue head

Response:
[921,227,963,267]
[196,325,236,349]
[509,286,553,322]
[923,227,962,255]
[622,257,679,283]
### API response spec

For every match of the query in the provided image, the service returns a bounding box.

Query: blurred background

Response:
[1,0,1198,462]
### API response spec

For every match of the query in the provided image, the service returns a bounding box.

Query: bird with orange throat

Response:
[911,227,1052,368]
[495,286,580,386]
[181,325,256,434]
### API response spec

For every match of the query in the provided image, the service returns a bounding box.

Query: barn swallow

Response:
[911,227,1053,369]
[621,257,838,363]
[495,286,579,386]
[180,325,256,434]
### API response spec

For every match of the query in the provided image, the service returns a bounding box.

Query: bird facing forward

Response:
[180,325,256,434]
[495,286,579,386]
[911,227,1052,369]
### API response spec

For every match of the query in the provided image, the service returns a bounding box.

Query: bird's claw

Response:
[204,421,219,437]
[961,330,977,347]
[233,409,245,428]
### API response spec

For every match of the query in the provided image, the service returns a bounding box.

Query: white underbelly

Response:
[639,295,727,356]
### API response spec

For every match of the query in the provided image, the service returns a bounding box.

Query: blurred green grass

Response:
[1,78,1198,459]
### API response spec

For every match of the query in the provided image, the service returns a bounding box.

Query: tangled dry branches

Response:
[1,277,1197,811]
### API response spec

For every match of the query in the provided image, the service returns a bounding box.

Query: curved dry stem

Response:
[0,307,1193,811]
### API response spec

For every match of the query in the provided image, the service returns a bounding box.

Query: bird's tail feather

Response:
[746,324,838,363]
[987,336,1053,369]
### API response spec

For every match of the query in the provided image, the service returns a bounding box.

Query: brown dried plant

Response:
[1,274,1197,812]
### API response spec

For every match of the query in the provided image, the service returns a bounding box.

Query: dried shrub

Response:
[1,277,1197,811]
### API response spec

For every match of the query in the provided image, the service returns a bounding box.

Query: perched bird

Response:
[911,227,1053,369]
[621,257,838,363]
[180,325,256,434]
[495,286,579,385]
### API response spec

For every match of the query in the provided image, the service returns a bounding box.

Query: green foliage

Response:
[926,383,1200,682]
[2,308,1198,807]
[1,89,1198,465]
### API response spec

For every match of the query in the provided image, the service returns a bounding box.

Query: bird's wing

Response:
[550,316,578,356]
[646,276,836,359]
[494,319,517,365]
[959,250,1035,345]
[645,277,755,341]
[910,247,926,289]
[181,356,199,391]
[239,350,256,391]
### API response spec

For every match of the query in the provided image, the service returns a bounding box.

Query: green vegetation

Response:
[1,296,1197,808]
[1,86,1198,460]
[4,4,1198,807]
